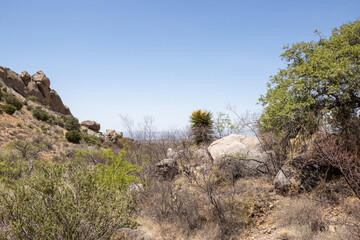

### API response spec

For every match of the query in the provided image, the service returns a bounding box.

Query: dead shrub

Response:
[277,196,325,232]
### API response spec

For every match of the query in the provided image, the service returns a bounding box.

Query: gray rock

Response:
[274,170,292,194]
[105,129,123,142]
[81,120,101,132]
[31,70,50,99]
[20,71,31,85]
[208,134,272,176]
[50,89,71,115]
[156,158,178,180]
[0,67,26,95]
[25,81,43,100]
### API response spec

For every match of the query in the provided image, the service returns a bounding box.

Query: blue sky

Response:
[1,0,359,132]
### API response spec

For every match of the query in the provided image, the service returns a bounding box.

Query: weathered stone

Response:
[105,129,122,142]
[156,158,178,180]
[208,134,268,164]
[0,67,26,95]
[25,81,43,100]
[81,120,100,132]
[50,89,71,115]
[31,71,50,99]
[20,71,31,85]
[208,134,272,176]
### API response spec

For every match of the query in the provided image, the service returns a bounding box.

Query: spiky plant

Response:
[190,109,214,145]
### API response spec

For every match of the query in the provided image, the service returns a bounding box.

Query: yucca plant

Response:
[190,109,214,145]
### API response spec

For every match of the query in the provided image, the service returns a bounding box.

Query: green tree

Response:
[259,19,360,139]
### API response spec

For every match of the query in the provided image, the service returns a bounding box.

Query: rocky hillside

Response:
[0,66,71,115]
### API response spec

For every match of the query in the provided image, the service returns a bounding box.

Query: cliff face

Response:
[0,66,71,115]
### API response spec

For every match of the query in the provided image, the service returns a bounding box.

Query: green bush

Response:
[3,104,16,115]
[0,149,139,239]
[66,130,82,143]
[82,135,101,146]
[190,109,214,145]
[26,105,33,111]
[64,116,81,131]
[0,90,3,101]
[5,94,23,110]
[32,107,49,121]
[27,95,38,102]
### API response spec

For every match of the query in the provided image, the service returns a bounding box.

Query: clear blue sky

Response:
[1,0,359,132]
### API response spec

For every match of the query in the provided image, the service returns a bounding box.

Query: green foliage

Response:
[5,94,23,110]
[190,109,214,145]
[259,19,360,138]
[32,107,49,121]
[0,148,139,239]
[2,104,16,115]
[82,134,101,146]
[26,105,32,111]
[64,116,81,131]
[0,89,3,101]
[27,95,38,102]
[66,130,82,143]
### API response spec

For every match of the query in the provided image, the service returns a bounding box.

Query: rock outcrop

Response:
[208,134,272,177]
[0,67,26,95]
[105,129,123,142]
[81,120,101,132]
[20,71,31,86]
[0,66,71,115]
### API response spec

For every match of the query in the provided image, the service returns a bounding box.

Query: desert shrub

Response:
[5,94,23,110]
[54,117,65,127]
[2,104,16,115]
[190,109,214,145]
[0,150,26,183]
[0,89,3,101]
[27,95,38,101]
[277,197,325,232]
[26,105,32,111]
[64,116,81,131]
[0,150,139,239]
[40,97,52,106]
[66,130,82,143]
[82,135,101,147]
[32,107,49,121]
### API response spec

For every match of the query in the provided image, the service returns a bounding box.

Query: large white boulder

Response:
[208,134,267,164]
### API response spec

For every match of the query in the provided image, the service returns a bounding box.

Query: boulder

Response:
[31,71,50,99]
[0,67,26,95]
[208,134,272,176]
[208,134,268,164]
[50,89,71,115]
[156,158,178,180]
[20,71,31,86]
[105,129,123,142]
[25,81,43,100]
[81,120,100,132]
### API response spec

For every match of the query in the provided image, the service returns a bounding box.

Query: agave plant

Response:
[190,109,214,145]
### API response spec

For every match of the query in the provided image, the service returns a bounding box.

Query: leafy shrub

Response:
[190,109,214,145]
[26,105,32,111]
[0,89,3,101]
[32,107,49,121]
[5,94,23,110]
[3,104,16,115]
[0,150,139,239]
[82,135,101,146]
[27,95,38,102]
[66,130,82,143]
[64,116,81,131]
